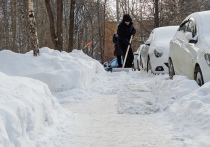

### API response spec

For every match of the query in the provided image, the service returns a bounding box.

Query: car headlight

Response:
[154,49,163,58]
[204,53,210,66]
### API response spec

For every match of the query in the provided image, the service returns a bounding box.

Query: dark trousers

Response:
[117,56,122,67]
[123,48,134,68]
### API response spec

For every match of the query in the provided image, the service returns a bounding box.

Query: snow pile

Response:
[167,82,210,146]
[144,74,210,146]
[0,72,61,147]
[0,47,104,146]
[117,73,200,114]
[0,48,104,92]
[147,75,199,112]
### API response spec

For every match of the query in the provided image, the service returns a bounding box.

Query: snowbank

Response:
[116,73,199,114]
[146,74,210,146]
[0,72,61,147]
[0,47,104,146]
[147,75,200,112]
[0,48,104,92]
[116,71,210,145]
[167,82,210,146]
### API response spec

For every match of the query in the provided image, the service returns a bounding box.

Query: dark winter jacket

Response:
[113,33,121,56]
[117,14,136,54]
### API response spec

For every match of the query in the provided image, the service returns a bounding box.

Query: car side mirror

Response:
[189,35,198,44]
[145,40,151,46]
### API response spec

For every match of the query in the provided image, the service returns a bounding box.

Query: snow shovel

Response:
[112,35,133,73]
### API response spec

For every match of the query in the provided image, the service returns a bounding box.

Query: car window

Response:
[186,20,196,37]
[179,21,188,32]
[146,31,154,42]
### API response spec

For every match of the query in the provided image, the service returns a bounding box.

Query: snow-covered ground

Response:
[0,48,210,147]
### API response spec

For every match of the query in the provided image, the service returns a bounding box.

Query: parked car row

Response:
[138,10,210,86]
[104,11,210,86]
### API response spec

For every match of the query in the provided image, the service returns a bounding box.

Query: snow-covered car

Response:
[140,26,179,73]
[105,57,123,71]
[133,44,144,71]
[169,11,210,86]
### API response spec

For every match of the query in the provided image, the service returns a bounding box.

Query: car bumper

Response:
[150,55,169,74]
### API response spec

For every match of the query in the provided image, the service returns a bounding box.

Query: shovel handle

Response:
[122,35,133,68]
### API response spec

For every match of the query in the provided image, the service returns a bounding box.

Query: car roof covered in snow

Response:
[152,26,179,46]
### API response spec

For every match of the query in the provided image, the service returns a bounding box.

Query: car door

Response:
[181,19,198,79]
[141,31,154,69]
[137,45,143,69]
[141,44,150,69]
[170,21,189,75]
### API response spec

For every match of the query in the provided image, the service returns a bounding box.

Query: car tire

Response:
[140,56,143,70]
[194,66,204,86]
[147,56,152,73]
[168,58,175,79]
[137,61,140,71]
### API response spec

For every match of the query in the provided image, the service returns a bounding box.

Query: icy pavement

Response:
[53,71,187,147]
[63,95,181,147]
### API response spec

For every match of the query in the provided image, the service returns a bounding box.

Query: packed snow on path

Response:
[0,48,210,147]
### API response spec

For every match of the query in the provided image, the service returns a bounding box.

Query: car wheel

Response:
[140,56,143,70]
[147,57,151,73]
[168,58,175,79]
[137,61,140,71]
[195,66,204,86]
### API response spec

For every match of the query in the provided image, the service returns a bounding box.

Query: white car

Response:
[140,26,179,73]
[169,10,210,86]
[133,44,144,71]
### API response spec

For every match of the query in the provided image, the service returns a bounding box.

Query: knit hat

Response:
[123,14,131,22]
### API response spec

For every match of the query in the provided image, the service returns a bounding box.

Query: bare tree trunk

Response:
[57,0,63,51]
[102,0,107,63]
[28,0,39,56]
[45,0,58,50]
[116,0,119,25]
[154,0,159,27]
[68,0,75,52]
[97,0,102,61]
[11,0,17,52]
[2,0,9,49]
[0,14,2,50]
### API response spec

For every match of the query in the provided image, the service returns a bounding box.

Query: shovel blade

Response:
[112,68,131,73]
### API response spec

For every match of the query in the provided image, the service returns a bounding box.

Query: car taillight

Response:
[154,49,163,58]
[204,53,210,66]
